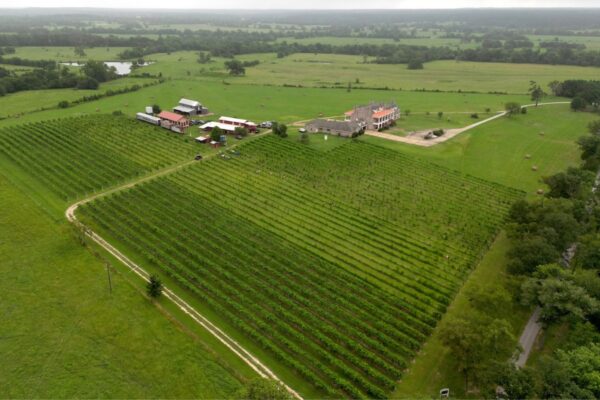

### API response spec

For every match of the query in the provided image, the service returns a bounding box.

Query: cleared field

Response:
[11,46,130,61]
[275,36,475,48]
[0,77,155,118]
[79,135,522,398]
[0,173,242,398]
[0,115,196,201]
[232,53,600,93]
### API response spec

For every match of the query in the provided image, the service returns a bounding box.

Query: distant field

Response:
[137,50,600,93]
[0,114,196,201]
[0,173,242,398]
[528,34,600,51]
[275,35,475,48]
[233,53,600,93]
[0,80,533,128]
[0,77,155,118]
[79,135,521,398]
[11,46,129,61]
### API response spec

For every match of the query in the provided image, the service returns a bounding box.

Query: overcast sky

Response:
[1,0,599,9]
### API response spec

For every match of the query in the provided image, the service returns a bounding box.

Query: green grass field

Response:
[11,46,130,61]
[0,77,156,118]
[0,173,243,398]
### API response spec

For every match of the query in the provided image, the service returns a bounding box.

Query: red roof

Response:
[158,111,187,122]
[344,110,354,116]
[373,109,395,118]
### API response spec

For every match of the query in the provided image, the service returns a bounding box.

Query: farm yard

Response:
[2,7,600,400]
[76,135,523,398]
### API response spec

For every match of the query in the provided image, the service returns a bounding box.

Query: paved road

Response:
[515,307,542,368]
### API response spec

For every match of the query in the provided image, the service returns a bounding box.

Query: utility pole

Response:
[106,263,113,294]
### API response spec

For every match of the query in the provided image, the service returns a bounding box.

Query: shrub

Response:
[58,100,70,109]
[471,113,479,119]
[407,59,424,70]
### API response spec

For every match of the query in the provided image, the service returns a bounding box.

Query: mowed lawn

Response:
[363,104,596,195]
[0,174,243,398]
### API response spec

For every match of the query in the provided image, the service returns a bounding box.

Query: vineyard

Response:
[79,136,523,398]
[0,115,197,201]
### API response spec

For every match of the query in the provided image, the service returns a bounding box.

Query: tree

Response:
[588,120,600,135]
[278,124,287,138]
[76,76,99,90]
[152,104,161,114]
[571,96,587,112]
[234,127,249,137]
[224,59,246,76]
[504,102,522,116]
[480,362,535,400]
[507,236,560,275]
[197,51,212,64]
[146,275,163,299]
[235,378,293,400]
[74,46,86,57]
[529,80,546,106]
[437,111,443,119]
[575,235,600,271]
[407,59,424,70]
[82,60,116,83]
[57,100,70,109]
[299,131,310,144]
[543,167,595,199]
[210,126,223,142]
[548,80,563,96]
[520,265,599,322]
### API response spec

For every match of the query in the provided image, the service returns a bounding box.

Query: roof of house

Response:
[373,109,395,118]
[306,119,362,132]
[173,105,196,114]
[219,116,247,124]
[200,121,237,132]
[158,111,187,122]
[179,98,201,108]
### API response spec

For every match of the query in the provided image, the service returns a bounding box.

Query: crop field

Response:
[0,115,196,201]
[78,135,523,398]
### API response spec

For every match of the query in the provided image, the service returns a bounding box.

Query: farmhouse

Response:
[305,119,365,137]
[173,98,208,116]
[158,111,190,133]
[218,116,257,132]
[345,101,400,130]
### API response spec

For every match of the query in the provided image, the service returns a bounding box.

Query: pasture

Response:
[78,135,522,398]
[11,46,129,61]
[0,173,242,398]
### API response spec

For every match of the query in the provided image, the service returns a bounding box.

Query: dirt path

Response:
[515,307,542,368]
[365,102,570,147]
[65,133,303,400]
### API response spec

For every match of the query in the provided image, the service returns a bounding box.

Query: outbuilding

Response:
[173,98,208,116]
[305,119,365,138]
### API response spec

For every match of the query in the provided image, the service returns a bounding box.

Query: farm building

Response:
[158,111,190,133]
[345,101,400,130]
[218,116,257,132]
[136,112,161,125]
[305,119,365,138]
[199,121,237,133]
[145,106,154,115]
[173,98,208,116]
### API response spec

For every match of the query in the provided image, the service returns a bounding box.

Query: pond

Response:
[60,61,153,76]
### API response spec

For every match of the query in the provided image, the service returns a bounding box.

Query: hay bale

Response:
[537,189,544,195]
[532,165,538,171]
[525,154,531,159]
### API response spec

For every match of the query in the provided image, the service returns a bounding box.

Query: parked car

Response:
[194,154,203,161]
[260,121,273,128]
[190,119,205,126]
